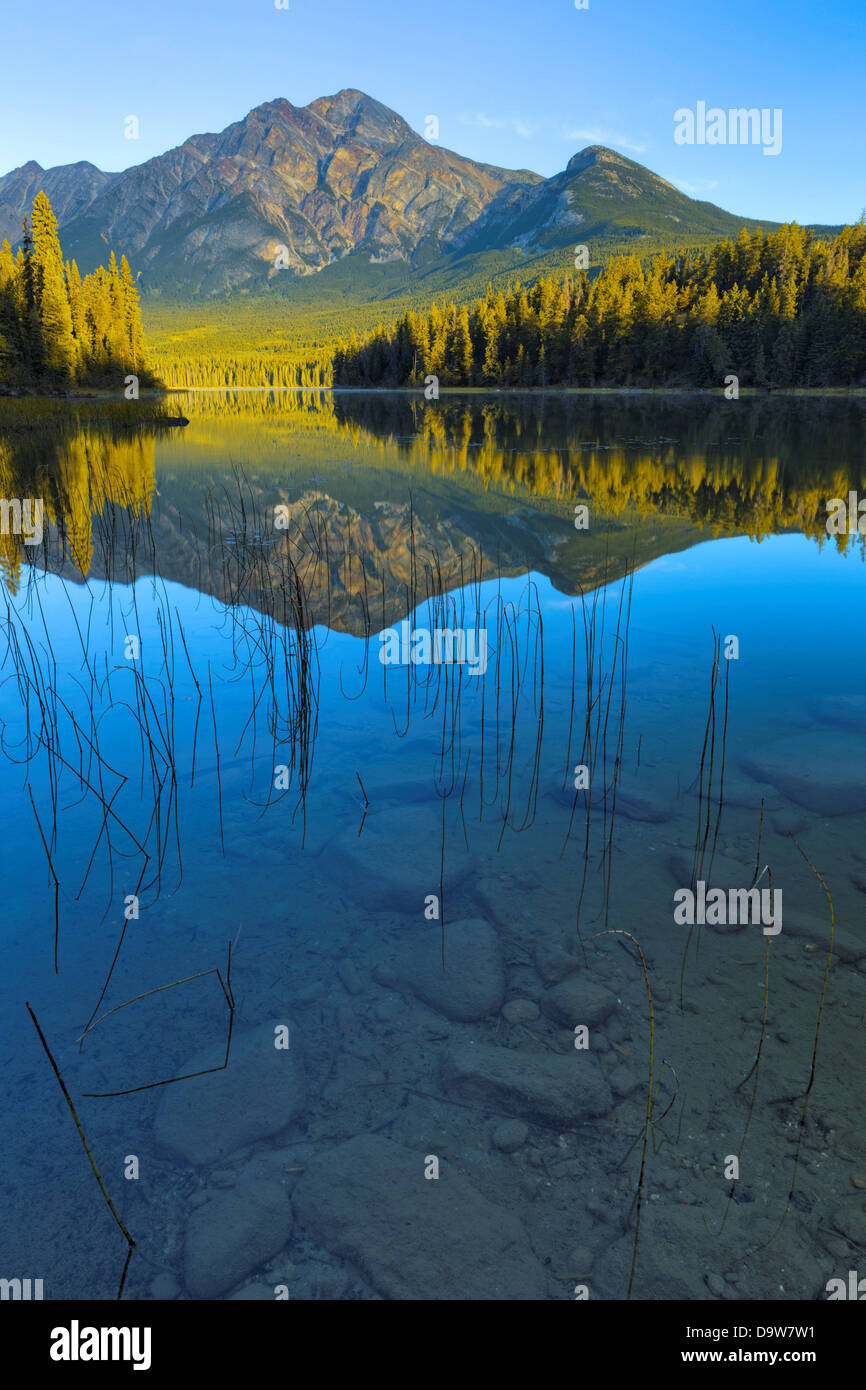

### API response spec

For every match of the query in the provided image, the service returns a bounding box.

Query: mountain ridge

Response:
[0,90,841,297]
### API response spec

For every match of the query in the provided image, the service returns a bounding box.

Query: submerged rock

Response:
[292,1134,547,1299]
[550,778,673,823]
[782,913,866,963]
[540,977,619,1029]
[568,1247,595,1278]
[373,917,505,1021]
[150,1273,179,1299]
[740,732,866,818]
[592,1201,819,1300]
[809,694,866,732]
[155,1022,305,1167]
[332,801,474,910]
[184,1176,293,1299]
[615,789,672,824]
[535,942,581,983]
[502,998,540,1024]
[337,958,364,995]
[608,1063,641,1098]
[440,1042,612,1125]
[492,1119,529,1153]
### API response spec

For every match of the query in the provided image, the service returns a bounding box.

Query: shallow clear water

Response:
[1,391,865,1301]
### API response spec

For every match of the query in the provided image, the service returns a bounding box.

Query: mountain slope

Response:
[451,144,775,255]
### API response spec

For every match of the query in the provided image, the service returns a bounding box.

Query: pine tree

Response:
[453,306,473,384]
[13,222,39,378]
[30,190,78,380]
[119,254,147,373]
[0,238,20,378]
[65,259,85,346]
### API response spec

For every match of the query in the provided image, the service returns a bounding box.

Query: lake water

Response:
[1,390,865,1301]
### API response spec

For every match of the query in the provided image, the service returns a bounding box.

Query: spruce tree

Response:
[14,222,39,378]
[30,190,78,381]
[65,259,85,347]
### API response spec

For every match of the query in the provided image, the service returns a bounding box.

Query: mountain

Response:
[0,90,830,298]
[0,159,116,243]
[0,91,541,294]
[450,144,770,254]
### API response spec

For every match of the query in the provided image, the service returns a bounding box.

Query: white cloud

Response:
[463,112,506,129]
[564,126,647,155]
[460,112,539,138]
[456,113,648,156]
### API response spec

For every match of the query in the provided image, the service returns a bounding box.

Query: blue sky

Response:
[2,0,863,224]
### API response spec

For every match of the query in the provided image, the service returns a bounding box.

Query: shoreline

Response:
[1,384,865,409]
[166,384,866,398]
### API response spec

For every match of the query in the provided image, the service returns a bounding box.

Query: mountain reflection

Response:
[2,391,864,624]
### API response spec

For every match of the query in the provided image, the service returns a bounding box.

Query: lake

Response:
[1,389,864,1301]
